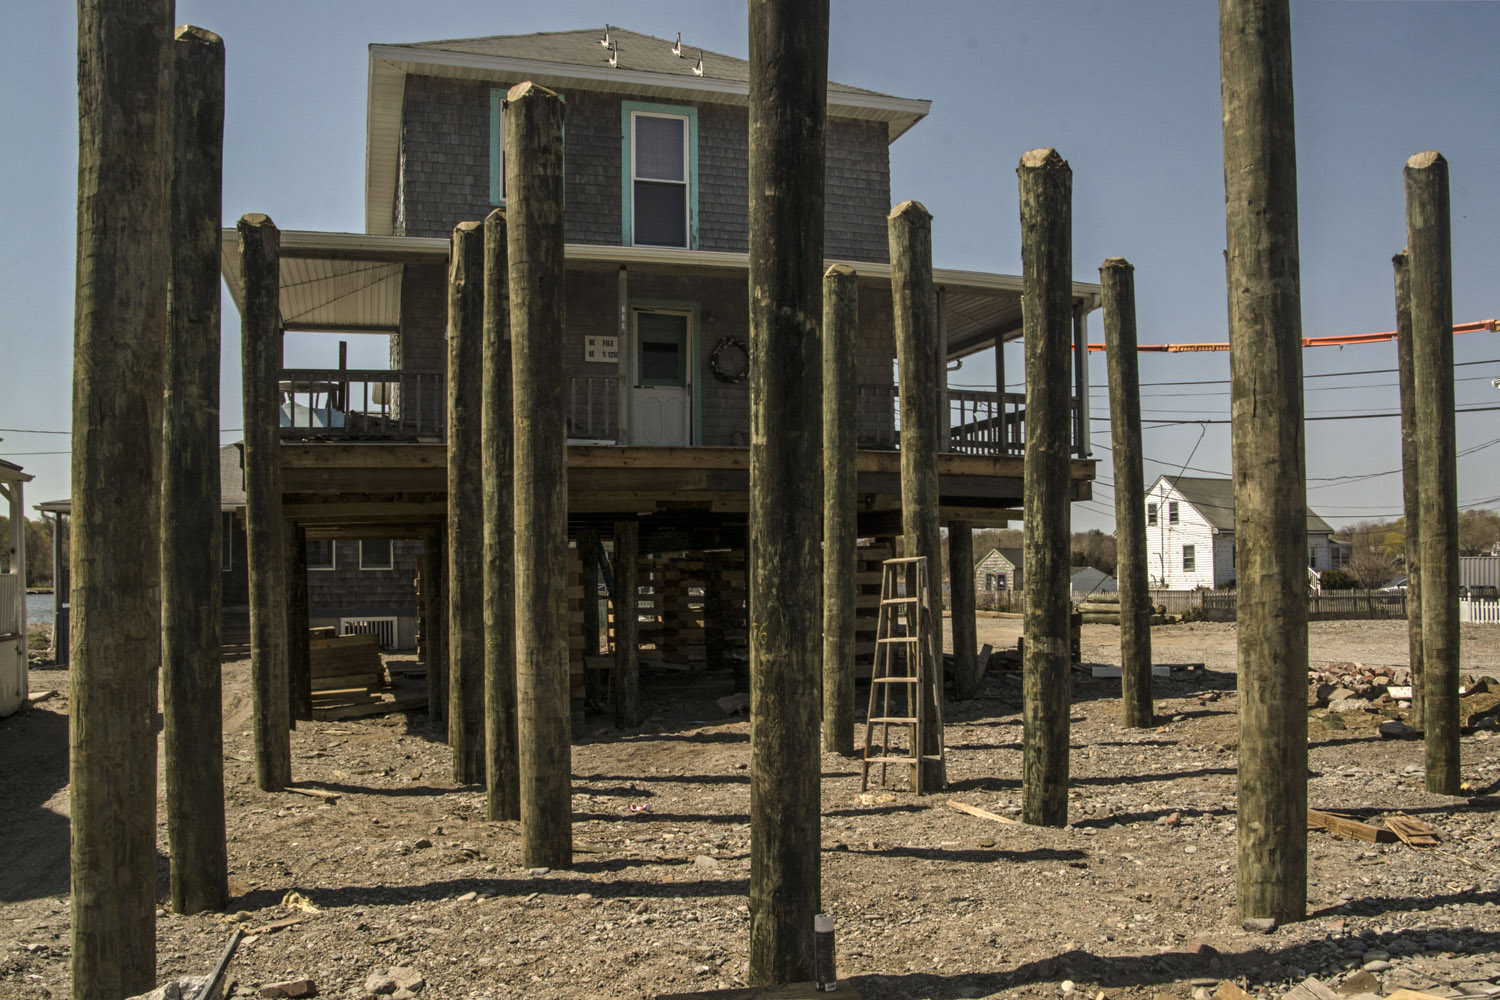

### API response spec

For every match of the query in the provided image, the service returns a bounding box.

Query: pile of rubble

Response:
[1309,662,1413,713]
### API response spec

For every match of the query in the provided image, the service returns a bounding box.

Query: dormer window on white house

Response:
[622,102,698,249]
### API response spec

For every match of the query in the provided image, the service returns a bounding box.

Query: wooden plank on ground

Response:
[1282,979,1339,1000]
[655,984,860,1000]
[1307,809,1398,843]
[312,694,428,721]
[1386,815,1441,847]
[947,800,1019,825]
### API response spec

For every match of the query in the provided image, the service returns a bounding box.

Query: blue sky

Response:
[2,1,1496,533]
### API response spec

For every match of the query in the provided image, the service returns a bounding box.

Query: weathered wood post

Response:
[889,200,945,789]
[422,525,447,725]
[1101,257,1153,728]
[613,520,641,727]
[447,219,486,785]
[286,522,312,722]
[822,263,858,752]
[161,24,227,918]
[950,522,980,699]
[1405,151,1460,796]
[240,214,292,793]
[507,82,572,868]
[72,4,171,991]
[1221,0,1308,922]
[1018,147,1073,828]
[747,0,828,984]
[482,207,519,821]
[1392,250,1423,729]
[580,529,602,660]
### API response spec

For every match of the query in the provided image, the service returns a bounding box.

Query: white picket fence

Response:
[1460,598,1500,624]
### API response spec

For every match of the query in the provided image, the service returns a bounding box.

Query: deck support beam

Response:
[507,82,573,868]
[1406,152,1460,796]
[890,200,945,789]
[822,264,858,752]
[240,213,291,793]
[1221,0,1308,922]
[747,0,828,983]
[1018,147,1073,828]
[447,220,486,785]
[161,23,227,920]
[483,207,520,820]
[1102,258,1153,728]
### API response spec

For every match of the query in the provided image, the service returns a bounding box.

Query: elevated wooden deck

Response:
[278,442,1094,542]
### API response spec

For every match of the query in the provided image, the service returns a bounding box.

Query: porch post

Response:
[483,207,520,821]
[1406,152,1460,796]
[1018,147,1072,828]
[1102,257,1153,729]
[507,82,572,869]
[822,263,858,754]
[447,219,486,786]
[1221,0,1308,922]
[240,213,291,794]
[890,200,945,791]
[50,512,68,665]
[937,285,950,452]
[1392,251,1423,729]
[995,333,1009,455]
[1073,303,1091,458]
[747,0,828,983]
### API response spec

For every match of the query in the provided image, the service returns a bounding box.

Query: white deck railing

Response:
[1461,598,1500,624]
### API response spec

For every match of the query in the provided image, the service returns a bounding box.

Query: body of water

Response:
[26,592,57,626]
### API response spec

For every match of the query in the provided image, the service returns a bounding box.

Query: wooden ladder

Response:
[860,555,945,794]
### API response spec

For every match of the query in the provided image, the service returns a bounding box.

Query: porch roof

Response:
[218,229,1102,359]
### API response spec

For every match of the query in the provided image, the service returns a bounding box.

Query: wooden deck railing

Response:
[279,368,445,440]
[567,376,620,442]
[858,385,1088,458]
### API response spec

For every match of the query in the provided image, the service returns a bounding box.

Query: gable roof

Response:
[1160,475,1334,535]
[366,26,931,234]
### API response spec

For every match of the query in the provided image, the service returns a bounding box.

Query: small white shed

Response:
[0,459,34,716]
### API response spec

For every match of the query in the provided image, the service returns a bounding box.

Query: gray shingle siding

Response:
[395,74,891,260]
[307,539,420,618]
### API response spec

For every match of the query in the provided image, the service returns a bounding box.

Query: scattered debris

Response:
[1377,719,1420,740]
[1240,917,1277,934]
[947,799,1020,825]
[1386,813,1441,847]
[1307,808,1399,844]
[245,916,304,935]
[283,785,339,803]
[1284,975,1339,1000]
[259,978,317,999]
[281,890,321,914]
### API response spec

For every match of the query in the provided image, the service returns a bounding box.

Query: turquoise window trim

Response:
[489,89,504,206]
[620,101,698,249]
[625,298,701,445]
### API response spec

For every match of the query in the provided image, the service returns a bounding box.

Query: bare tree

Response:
[1348,550,1401,590]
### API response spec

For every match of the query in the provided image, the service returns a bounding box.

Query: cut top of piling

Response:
[1019,147,1067,172]
[1406,150,1445,171]
[888,199,931,222]
[506,80,562,103]
[1101,257,1133,273]
[174,24,223,46]
[824,263,857,278]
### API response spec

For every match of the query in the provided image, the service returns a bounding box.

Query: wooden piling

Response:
[889,200,945,790]
[161,22,226,920]
[482,207,519,821]
[72,3,172,992]
[507,82,572,868]
[747,0,828,983]
[1101,257,1153,728]
[240,214,292,793]
[447,219,486,786]
[1392,251,1423,730]
[949,522,980,699]
[1220,0,1308,922]
[1405,151,1460,795]
[580,530,601,659]
[1017,148,1073,828]
[422,526,447,725]
[613,520,641,728]
[286,522,312,722]
[822,263,858,752]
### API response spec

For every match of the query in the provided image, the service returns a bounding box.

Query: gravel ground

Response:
[3,618,1499,1000]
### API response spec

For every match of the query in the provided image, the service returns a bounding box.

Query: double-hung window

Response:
[622,102,697,248]
[1182,545,1196,573]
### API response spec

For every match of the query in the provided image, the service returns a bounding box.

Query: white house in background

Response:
[1145,475,1348,590]
[975,547,1022,596]
[0,459,33,716]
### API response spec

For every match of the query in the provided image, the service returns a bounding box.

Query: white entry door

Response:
[629,309,692,446]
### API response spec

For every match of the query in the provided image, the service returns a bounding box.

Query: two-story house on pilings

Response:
[218,27,1101,675]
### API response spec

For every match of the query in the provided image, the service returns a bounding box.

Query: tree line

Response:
[0,514,66,588]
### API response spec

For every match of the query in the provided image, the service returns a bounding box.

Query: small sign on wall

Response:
[584,335,618,363]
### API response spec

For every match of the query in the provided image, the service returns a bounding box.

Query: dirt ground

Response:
[4,618,1500,1000]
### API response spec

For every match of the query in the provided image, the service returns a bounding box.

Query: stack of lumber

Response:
[308,633,404,720]
[658,553,707,669]
[1077,592,1170,626]
[565,545,587,700]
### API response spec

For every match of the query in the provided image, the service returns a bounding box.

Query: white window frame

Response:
[307,538,336,572]
[1168,501,1179,524]
[1183,544,1196,573]
[359,539,393,571]
[1147,503,1158,526]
